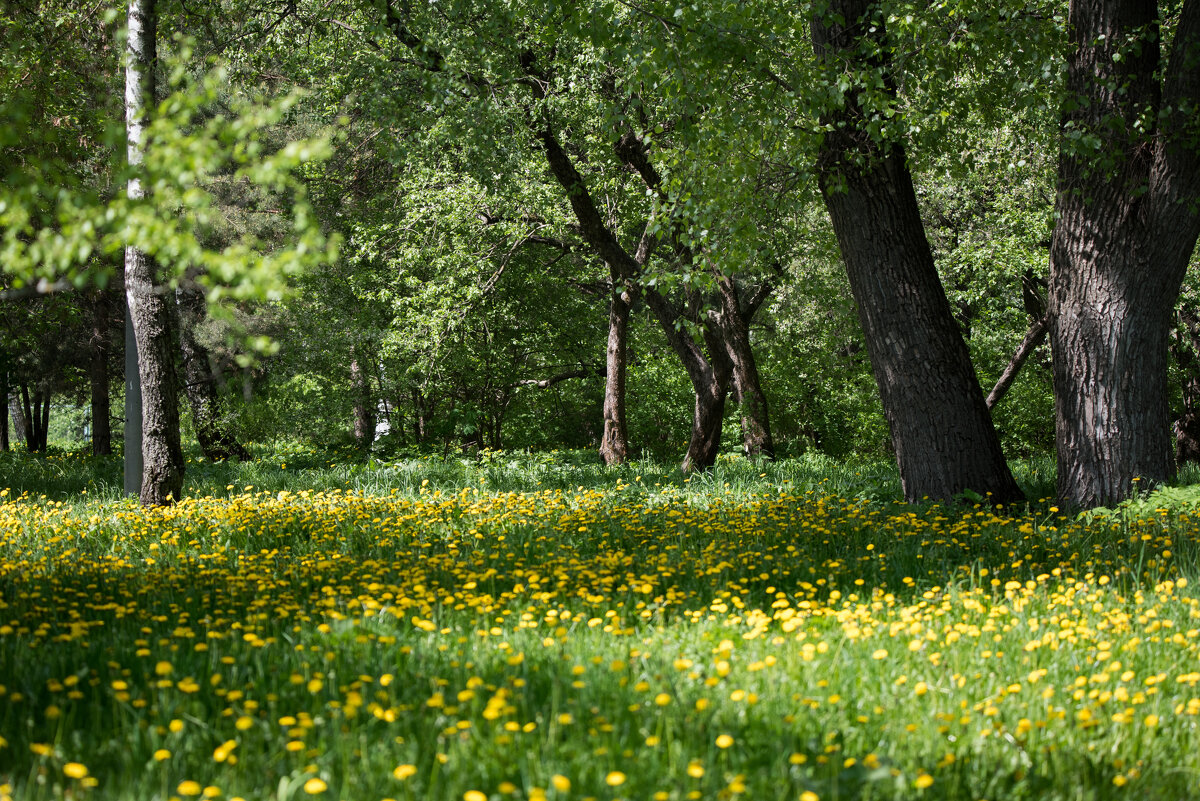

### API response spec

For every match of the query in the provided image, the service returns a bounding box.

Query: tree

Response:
[1047,0,1200,507]
[810,0,1024,503]
[124,0,185,505]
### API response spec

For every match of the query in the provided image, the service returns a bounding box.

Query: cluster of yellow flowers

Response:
[0,483,1197,799]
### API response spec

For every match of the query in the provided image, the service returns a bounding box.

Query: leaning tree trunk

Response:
[812,0,1023,504]
[125,0,184,505]
[176,284,249,461]
[89,291,113,456]
[1048,0,1200,508]
[599,266,633,466]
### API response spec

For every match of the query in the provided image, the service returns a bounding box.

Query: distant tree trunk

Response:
[718,277,775,460]
[812,0,1023,504]
[20,383,49,453]
[599,267,632,466]
[643,287,732,472]
[89,291,113,456]
[1173,306,1200,463]
[9,395,26,446]
[411,387,428,444]
[0,367,8,452]
[1048,0,1200,507]
[125,0,184,505]
[351,357,375,450]
[175,284,249,461]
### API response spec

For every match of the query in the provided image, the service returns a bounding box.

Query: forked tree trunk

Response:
[599,268,632,466]
[1049,0,1200,507]
[812,0,1023,504]
[9,396,25,446]
[176,284,249,461]
[89,291,113,456]
[717,277,774,460]
[125,0,184,505]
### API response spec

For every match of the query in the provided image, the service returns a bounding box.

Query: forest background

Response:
[2,0,1200,509]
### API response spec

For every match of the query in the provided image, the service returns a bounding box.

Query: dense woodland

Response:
[3,0,1200,508]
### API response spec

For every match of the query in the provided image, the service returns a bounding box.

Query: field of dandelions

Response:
[1,447,1198,801]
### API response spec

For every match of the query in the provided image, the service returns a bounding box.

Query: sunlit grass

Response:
[0,448,1198,800]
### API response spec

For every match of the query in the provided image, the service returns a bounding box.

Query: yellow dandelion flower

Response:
[716,734,734,749]
[393,765,417,780]
[605,771,627,787]
[551,774,570,791]
[178,780,203,796]
[464,792,487,801]
[915,774,934,790]
[63,763,88,779]
[302,778,327,794]
[801,793,820,801]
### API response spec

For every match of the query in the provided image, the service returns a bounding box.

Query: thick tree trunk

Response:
[89,292,113,456]
[599,268,632,466]
[176,285,249,461]
[351,357,376,450]
[125,0,184,505]
[1049,0,1200,507]
[812,0,1023,504]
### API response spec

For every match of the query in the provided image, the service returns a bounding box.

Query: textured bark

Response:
[176,285,249,461]
[813,0,1023,504]
[89,292,113,456]
[125,0,184,505]
[599,269,632,466]
[1049,0,1200,507]
[986,316,1049,410]
[351,357,376,450]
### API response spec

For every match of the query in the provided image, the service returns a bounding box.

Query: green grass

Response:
[0,447,1198,800]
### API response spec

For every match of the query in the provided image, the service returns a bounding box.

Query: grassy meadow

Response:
[0,447,1198,800]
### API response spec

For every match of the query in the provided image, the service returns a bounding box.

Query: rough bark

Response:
[176,284,249,461]
[125,0,184,505]
[812,0,1023,504]
[89,291,113,456]
[351,356,376,451]
[19,383,49,453]
[1048,0,1200,507]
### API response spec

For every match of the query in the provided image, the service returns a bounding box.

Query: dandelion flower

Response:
[715,734,734,749]
[393,765,417,780]
[605,771,626,787]
[63,763,88,779]
[303,778,327,794]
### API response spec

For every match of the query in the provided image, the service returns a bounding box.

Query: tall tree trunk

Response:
[37,388,49,452]
[176,284,249,461]
[90,291,113,456]
[351,356,376,451]
[812,0,1023,504]
[125,0,184,505]
[599,267,632,466]
[1049,0,1200,507]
